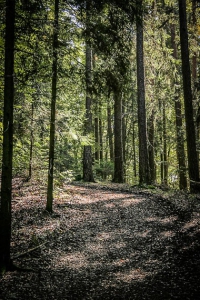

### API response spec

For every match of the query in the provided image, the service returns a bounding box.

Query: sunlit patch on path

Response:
[1,182,200,299]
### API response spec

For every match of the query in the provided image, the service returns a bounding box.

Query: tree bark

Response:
[136,0,150,185]
[99,105,103,161]
[178,0,200,192]
[171,24,187,190]
[46,0,59,212]
[0,0,15,274]
[28,102,34,180]
[113,91,124,183]
[107,103,114,161]
[94,115,99,161]
[148,112,156,183]
[83,0,95,182]
[163,101,168,185]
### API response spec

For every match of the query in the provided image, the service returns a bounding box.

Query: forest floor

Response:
[1,179,200,300]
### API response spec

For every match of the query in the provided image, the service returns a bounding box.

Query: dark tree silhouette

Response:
[0,0,15,274]
[178,0,200,192]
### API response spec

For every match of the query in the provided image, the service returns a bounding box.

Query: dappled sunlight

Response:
[85,241,108,255]
[96,232,112,241]
[160,230,176,238]
[113,258,130,267]
[6,182,200,299]
[118,197,145,207]
[135,230,152,238]
[115,268,150,283]
[52,251,88,270]
[146,215,178,224]
[181,218,200,232]
[104,202,116,208]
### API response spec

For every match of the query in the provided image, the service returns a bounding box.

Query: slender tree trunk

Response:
[122,101,126,181]
[94,107,99,162]
[28,102,34,180]
[171,24,187,190]
[148,112,156,183]
[93,54,99,163]
[178,0,200,192]
[113,90,124,183]
[46,0,59,212]
[136,0,150,185]
[0,0,15,274]
[191,0,199,171]
[159,100,164,183]
[107,102,114,161]
[132,121,137,178]
[163,101,168,185]
[83,2,94,182]
[192,0,197,82]
[99,105,103,161]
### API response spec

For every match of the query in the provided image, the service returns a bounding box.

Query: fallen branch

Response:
[12,242,46,260]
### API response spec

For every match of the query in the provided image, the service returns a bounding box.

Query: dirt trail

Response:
[1,181,200,299]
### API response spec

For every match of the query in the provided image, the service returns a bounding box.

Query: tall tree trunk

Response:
[163,101,168,185]
[148,112,156,183]
[29,102,34,180]
[192,0,197,82]
[107,102,114,161]
[171,24,187,190]
[136,0,150,185]
[83,1,94,182]
[46,0,59,213]
[0,0,15,274]
[122,100,126,181]
[113,90,124,183]
[93,54,99,163]
[191,0,199,172]
[94,100,99,162]
[132,121,137,178]
[178,0,200,192]
[158,99,164,183]
[99,105,103,161]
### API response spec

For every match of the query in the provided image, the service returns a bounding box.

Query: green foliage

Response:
[94,160,114,180]
[0,0,199,190]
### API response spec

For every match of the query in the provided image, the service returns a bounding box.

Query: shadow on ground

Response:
[1,183,200,299]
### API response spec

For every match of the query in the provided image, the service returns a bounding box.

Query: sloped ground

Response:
[1,180,200,299]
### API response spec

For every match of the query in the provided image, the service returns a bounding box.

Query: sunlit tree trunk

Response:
[0,0,15,274]
[107,102,114,161]
[148,111,156,183]
[178,0,200,192]
[94,102,99,162]
[171,24,187,190]
[163,101,168,185]
[99,105,103,161]
[132,121,137,178]
[46,0,59,212]
[122,100,127,181]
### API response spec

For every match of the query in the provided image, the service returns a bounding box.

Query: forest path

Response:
[1,180,200,299]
